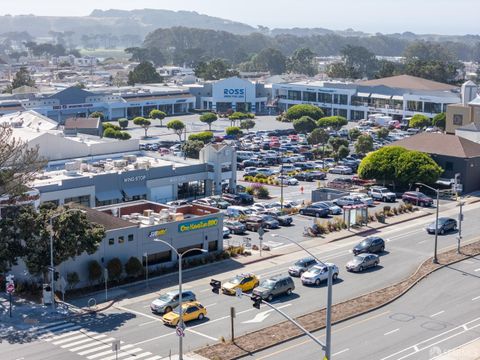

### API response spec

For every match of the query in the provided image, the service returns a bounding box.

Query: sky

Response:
[2,0,480,35]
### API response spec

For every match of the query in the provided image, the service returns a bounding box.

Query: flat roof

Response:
[358,75,457,91]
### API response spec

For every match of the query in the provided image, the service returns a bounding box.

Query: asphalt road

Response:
[4,200,478,360]
[251,256,480,360]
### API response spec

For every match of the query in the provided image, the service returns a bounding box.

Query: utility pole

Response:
[230,307,236,343]
[457,199,463,254]
[325,266,333,360]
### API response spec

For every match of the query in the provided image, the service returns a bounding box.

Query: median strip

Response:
[195,239,480,360]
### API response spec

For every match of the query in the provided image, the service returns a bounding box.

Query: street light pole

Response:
[271,234,332,358]
[416,183,439,263]
[153,239,206,360]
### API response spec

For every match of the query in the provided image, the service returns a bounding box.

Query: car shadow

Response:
[352,265,384,274]
[303,278,345,288]
[270,293,301,304]
[378,250,390,257]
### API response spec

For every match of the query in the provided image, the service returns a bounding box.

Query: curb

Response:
[197,239,480,360]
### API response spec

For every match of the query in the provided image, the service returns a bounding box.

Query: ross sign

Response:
[6,283,14,294]
[223,88,245,99]
[124,175,146,183]
[176,326,185,337]
[148,228,167,238]
[178,218,218,233]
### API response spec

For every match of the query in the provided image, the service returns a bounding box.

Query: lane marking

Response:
[68,337,117,351]
[474,268,480,272]
[430,310,445,317]
[332,348,350,356]
[204,303,217,308]
[87,345,135,359]
[384,328,400,336]
[138,320,158,327]
[98,347,143,360]
[430,336,480,360]
[472,295,480,301]
[417,240,428,244]
[114,305,163,322]
[77,340,119,355]
[186,328,218,341]
[59,334,108,348]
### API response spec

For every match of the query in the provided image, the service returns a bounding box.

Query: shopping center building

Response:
[272,75,461,120]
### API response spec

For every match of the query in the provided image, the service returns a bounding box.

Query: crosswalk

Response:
[34,321,162,360]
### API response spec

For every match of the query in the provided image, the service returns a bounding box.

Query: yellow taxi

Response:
[222,273,259,295]
[162,301,207,326]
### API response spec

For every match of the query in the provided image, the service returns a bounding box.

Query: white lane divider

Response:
[384,328,400,336]
[430,310,445,317]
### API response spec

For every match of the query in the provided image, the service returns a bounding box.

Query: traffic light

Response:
[251,294,262,309]
[210,279,221,294]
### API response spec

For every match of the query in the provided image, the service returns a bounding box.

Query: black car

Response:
[299,203,329,218]
[352,237,385,255]
[426,217,457,235]
[294,171,327,182]
[261,210,293,226]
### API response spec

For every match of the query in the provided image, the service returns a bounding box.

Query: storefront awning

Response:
[392,95,404,101]
[123,187,147,197]
[95,190,123,202]
[356,92,371,97]
[371,93,392,100]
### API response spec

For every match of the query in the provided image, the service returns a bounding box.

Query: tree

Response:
[0,124,44,197]
[376,127,390,140]
[118,118,129,129]
[182,140,204,159]
[337,145,350,160]
[226,126,242,137]
[228,112,248,126]
[240,119,256,131]
[67,272,80,290]
[327,45,378,79]
[149,109,167,127]
[89,111,105,121]
[199,112,218,131]
[409,114,431,129]
[5,67,35,93]
[285,104,324,121]
[293,116,317,134]
[127,61,162,86]
[88,260,102,284]
[194,59,239,80]
[432,113,446,131]
[317,116,348,130]
[308,128,329,146]
[287,48,317,76]
[133,117,152,138]
[355,134,374,155]
[107,258,123,282]
[251,48,286,75]
[348,128,362,141]
[103,127,117,138]
[328,137,349,153]
[375,59,399,79]
[23,205,105,280]
[396,150,443,188]
[124,257,143,278]
[166,119,186,142]
[188,131,213,143]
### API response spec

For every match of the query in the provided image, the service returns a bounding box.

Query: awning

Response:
[356,92,371,98]
[95,190,123,202]
[371,93,392,100]
[123,187,147,197]
[392,95,404,101]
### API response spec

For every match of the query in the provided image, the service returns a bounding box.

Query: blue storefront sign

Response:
[178,218,219,233]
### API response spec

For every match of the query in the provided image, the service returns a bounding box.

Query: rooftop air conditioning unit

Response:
[113,160,127,168]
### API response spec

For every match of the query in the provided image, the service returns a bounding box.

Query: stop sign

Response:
[6,283,14,294]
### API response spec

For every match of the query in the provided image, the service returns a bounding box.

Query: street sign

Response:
[176,326,185,337]
[258,227,265,237]
[111,339,121,352]
[48,266,55,272]
[6,283,14,294]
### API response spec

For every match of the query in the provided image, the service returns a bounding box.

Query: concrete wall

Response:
[446,104,473,134]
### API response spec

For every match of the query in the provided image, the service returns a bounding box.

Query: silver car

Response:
[346,253,380,272]
[150,290,196,314]
[301,263,339,286]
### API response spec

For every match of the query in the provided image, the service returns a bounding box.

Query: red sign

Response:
[6,283,14,294]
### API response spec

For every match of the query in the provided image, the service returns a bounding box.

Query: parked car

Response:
[252,275,295,302]
[294,171,326,182]
[251,203,270,212]
[226,206,253,217]
[402,191,433,207]
[277,175,299,186]
[288,257,319,277]
[346,254,380,272]
[333,196,364,207]
[299,203,329,218]
[192,198,217,207]
[240,216,265,232]
[223,227,231,238]
[426,217,457,234]
[166,199,189,206]
[237,192,254,205]
[256,214,280,229]
[329,166,353,175]
[151,290,196,314]
[260,210,293,226]
[209,196,230,209]
[301,263,339,286]
[368,186,396,202]
[320,201,342,215]
[223,220,247,234]
[162,301,207,326]
[222,194,242,205]
[351,193,374,206]
[352,237,385,255]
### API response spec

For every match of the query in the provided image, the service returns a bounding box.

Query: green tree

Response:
[337,145,350,160]
[375,59,399,79]
[124,257,143,278]
[199,112,218,131]
[317,116,348,130]
[308,128,330,146]
[287,48,317,76]
[66,272,80,290]
[228,112,248,126]
[103,127,117,138]
[226,126,242,137]
[355,134,374,155]
[240,119,256,131]
[5,67,35,92]
[328,137,349,153]
[149,109,167,127]
[293,116,317,134]
[432,112,446,131]
[326,62,351,79]
[89,111,105,121]
[88,260,102,284]
[166,119,186,142]
[127,61,162,86]
[133,117,152,138]
[285,104,324,121]
[194,59,239,80]
[409,114,431,129]
[182,140,204,159]
[348,128,362,141]
[396,150,443,188]
[376,127,390,140]
[188,131,213,143]
[251,48,286,75]
[107,258,123,282]
[118,118,129,129]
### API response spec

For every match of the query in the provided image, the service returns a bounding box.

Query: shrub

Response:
[240,119,256,130]
[189,131,214,143]
[67,272,80,290]
[88,260,102,283]
[405,203,414,212]
[245,186,254,195]
[383,206,391,213]
[393,207,398,215]
[226,126,242,136]
[256,186,270,199]
[90,111,105,121]
[103,127,117,138]
[118,118,129,129]
[103,123,121,131]
[124,257,143,278]
[285,104,324,121]
[255,173,267,179]
[107,258,123,282]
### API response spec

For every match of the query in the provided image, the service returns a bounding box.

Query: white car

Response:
[350,193,374,206]
[223,227,231,238]
[251,203,269,212]
[329,166,353,175]
[301,263,339,286]
[277,176,299,186]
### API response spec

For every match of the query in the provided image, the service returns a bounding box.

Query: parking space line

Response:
[474,268,480,272]
[472,295,480,301]
[332,348,350,356]
[384,328,400,336]
[430,310,445,317]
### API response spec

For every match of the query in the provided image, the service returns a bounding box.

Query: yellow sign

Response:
[178,218,218,233]
[148,228,167,238]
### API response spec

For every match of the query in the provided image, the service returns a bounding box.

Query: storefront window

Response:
[64,195,90,207]
[302,91,317,102]
[351,110,365,121]
[145,251,172,265]
[424,102,442,114]
[318,93,332,104]
[333,94,348,105]
[178,181,206,199]
[407,101,422,112]
[287,90,302,101]
[208,241,219,252]
[96,198,121,207]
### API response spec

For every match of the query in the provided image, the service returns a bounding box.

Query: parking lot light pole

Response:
[153,239,206,360]
[49,208,85,311]
[271,234,332,358]
[416,183,439,264]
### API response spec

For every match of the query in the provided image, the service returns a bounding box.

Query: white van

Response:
[226,206,253,217]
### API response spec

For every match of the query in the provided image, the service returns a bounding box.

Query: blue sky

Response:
[3,0,479,35]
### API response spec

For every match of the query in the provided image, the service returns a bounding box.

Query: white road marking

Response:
[144,356,163,360]
[417,240,428,244]
[138,320,158,327]
[98,347,143,360]
[55,333,105,346]
[430,336,480,360]
[114,305,163,322]
[472,295,480,301]
[204,303,217,308]
[332,348,350,356]
[68,337,117,351]
[200,288,211,293]
[132,332,175,346]
[77,341,119,355]
[87,345,135,359]
[384,328,400,336]
[186,328,218,341]
[242,304,292,324]
[474,268,480,272]
[430,310,445,317]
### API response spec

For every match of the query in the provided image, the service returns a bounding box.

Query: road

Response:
[2,200,478,360]
[251,256,480,360]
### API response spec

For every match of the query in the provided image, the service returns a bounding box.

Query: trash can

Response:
[43,284,52,305]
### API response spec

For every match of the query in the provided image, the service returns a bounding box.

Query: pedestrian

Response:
[300,186,304,194]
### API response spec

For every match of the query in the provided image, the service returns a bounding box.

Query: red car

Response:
[402,191,433,207]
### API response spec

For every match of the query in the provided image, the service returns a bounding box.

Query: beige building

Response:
[446,81,480,134]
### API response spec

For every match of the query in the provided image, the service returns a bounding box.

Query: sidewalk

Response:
[432,339,480,360]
